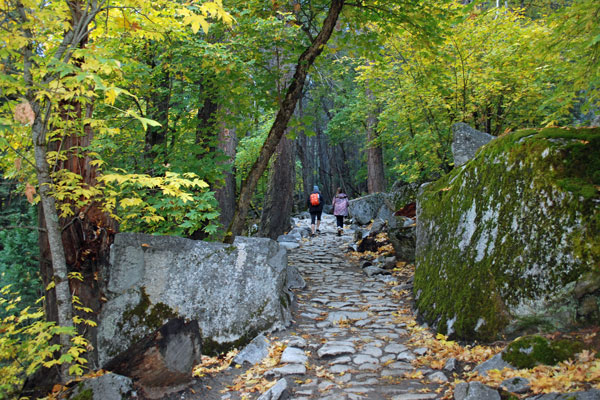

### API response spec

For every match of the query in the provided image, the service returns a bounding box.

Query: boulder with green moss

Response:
[502,335,584,369]
[97,233,292,366]
[414,127,600,341]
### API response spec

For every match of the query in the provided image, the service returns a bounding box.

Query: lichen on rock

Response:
[414,127,600,341]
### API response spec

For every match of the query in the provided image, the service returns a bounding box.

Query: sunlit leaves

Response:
[99,171,219,236]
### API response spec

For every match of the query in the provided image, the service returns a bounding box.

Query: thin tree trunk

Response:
[365,90,385,193]
[31,113,73,380]
[225,0,344,242]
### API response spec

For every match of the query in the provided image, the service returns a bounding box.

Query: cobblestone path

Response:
[265,214,447,400]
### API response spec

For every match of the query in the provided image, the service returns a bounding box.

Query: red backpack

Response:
[310,193,320,206]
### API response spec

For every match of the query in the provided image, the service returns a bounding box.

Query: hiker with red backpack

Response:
[332,187,349,236]
[307,185,323,237]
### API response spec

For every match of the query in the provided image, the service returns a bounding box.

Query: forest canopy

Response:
[0,0,599,394]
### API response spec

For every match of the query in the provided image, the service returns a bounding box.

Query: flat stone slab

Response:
[270,364,307,377]
[384,343,408,354]
[280,347,308,364]
[327,311,369,324]
[318,344,356,358]
[353,355,379,365]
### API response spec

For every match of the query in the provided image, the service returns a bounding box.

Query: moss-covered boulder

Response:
[502,335,584,369]
[414,127,600,341]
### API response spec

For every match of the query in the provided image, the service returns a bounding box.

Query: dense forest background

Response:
[0,0,599,392]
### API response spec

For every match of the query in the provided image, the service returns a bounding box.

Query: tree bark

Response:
[31,116,73,369]
[18,0,114,379]
[365,90,385,193]
[225,0,345,242]
[214,124,237,230]
[259,135,295,239]
[144,57,171,168]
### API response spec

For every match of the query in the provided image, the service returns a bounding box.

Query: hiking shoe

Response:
[316,229,321,234]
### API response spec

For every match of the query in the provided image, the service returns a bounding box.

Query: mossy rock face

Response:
[414,127,600,341]
[502,335,584,369]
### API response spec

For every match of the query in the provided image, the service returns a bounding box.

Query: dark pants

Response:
[335,215,344,228]
[310,211,322,225]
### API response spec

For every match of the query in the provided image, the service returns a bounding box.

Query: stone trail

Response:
[251,214,448,400]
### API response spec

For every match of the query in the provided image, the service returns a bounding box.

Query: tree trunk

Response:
[226,0,345,242]
[31,116,73,379]
[259,135,295,239]
[144,60,171,168]
[19,0,116,378]
[297,130,311,207]
[215,124,237,230]
[365,91,385,193]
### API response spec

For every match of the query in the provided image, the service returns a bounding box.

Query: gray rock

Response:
[396,351,416,362]
[70,372,133,400]
[280,347,308,364]
[451,122,494,167]
[234,334,270,365]
[353,355,378,365]
[415,128,600,340]
[454,381,500,400]
[427,371,448,382]
[354,228,370,242]
[318,344,356,358]
[269,364,307,377]
[277,234,299,243]
[287,264,306,290]
[413,347,428,356]
[327,311,369,324]
[330,364,352,374]
[376,205,398,230]
[370,218,388,234]
[500,376,530,394]
[257,378,289,400]
[98,234,291,366]
[473,354,514,377]
[388,225,416,263]
[349,193,387,226]
[384,343,408,354]
[286,336,307,348]
[289,226,311,238]
[279,242,300,250]
[364,266,390,277]
[443,358,457,372]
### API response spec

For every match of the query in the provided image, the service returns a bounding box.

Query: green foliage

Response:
[0,286,92,398]
[0,179,41,316]
[100,171,220,236]
[502,335,584,369]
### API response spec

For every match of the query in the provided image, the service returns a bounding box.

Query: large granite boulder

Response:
[415,127,600,341]
[451,123,495,167]
[98,233,293,366]
[348,193,387,225]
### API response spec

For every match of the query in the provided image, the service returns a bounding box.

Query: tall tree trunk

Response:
[32,114,73,380]
[259,135,295,239]
[317,128,333,202]
[144,61,171,168]
[19,0,115,379]
[297,131,311,207]
[215,124,237,230]
[365,90,385,193]
[226,0,345,242]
